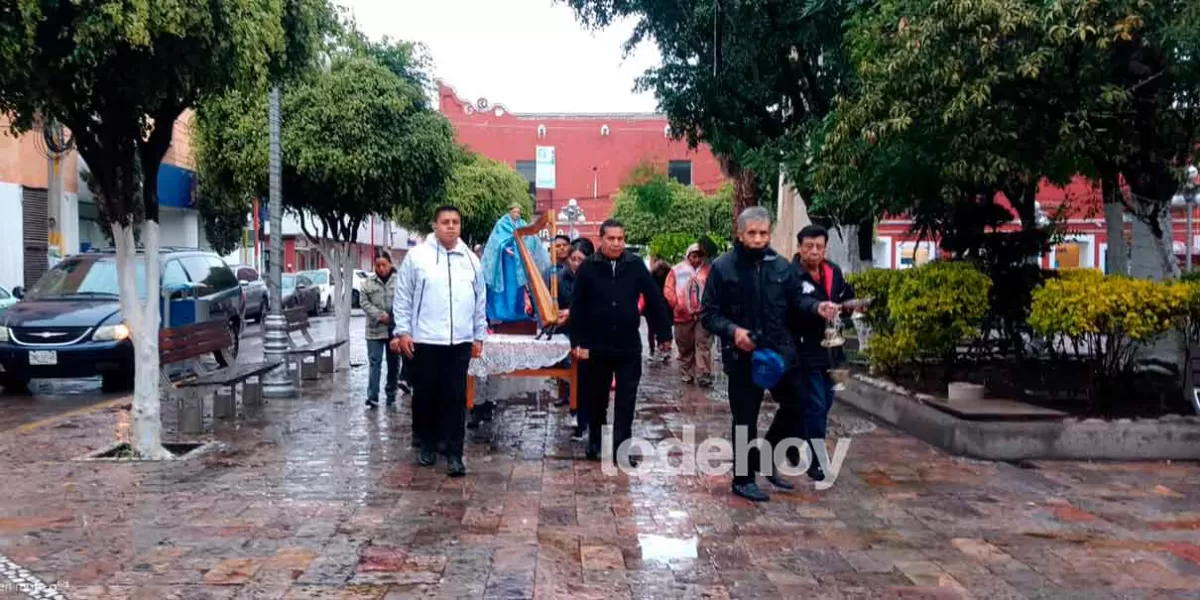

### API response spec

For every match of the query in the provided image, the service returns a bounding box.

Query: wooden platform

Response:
[918,395,1068,421]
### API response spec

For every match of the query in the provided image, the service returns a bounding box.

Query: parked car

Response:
[300,268,334,313]
[234,265,269,322]
[282,273,321,316]
[0,248,245,393]
[0,286,16,315]
[351,269,368,308]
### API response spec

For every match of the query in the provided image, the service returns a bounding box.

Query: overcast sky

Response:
[342,0,662,114]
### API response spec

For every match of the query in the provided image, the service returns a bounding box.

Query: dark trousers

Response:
[410,342,472,457]
[366,339,399,403]
[581,352,642,453]
[726,367,805,485]
[797,367,835,453]
[574,359,589,432]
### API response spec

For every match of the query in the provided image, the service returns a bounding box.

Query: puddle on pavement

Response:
[638,534,698,562]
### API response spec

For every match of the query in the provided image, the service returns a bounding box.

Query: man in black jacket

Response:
[789,225,855,481]
[570,219,673,465]
[701,207,839,501]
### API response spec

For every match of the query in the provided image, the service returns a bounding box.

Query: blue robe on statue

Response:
[481,214,551,323]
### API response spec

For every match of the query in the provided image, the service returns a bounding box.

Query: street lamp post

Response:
[262,84,296,399]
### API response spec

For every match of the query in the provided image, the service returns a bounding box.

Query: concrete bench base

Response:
[841,374,1200,461]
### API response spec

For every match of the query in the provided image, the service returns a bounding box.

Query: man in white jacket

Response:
[391,205,487,477]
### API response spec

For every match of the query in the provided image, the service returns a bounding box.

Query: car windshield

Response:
[0,287,8,300]
[306,271,328,285]
[282,275,296,292]
[25,257,147,300]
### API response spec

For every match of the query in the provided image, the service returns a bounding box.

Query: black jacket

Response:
[700,243,822,373]
[790,258,854,368]
[557,267,576,310]
[570,250,672,356]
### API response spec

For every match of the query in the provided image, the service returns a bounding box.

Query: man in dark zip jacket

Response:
[701,207,839,502]
[570,219,673,465]
[789,225,855,482]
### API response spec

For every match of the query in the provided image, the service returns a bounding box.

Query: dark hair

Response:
[433,204,461,221]
[571,238,595,256]
[374,249,392,263]
[554,234,571,244]
[797,224,829,244]
[598,218,624,237]
[651,259,671,278]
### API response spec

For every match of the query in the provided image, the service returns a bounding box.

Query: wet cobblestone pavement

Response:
[0,318,1198,599]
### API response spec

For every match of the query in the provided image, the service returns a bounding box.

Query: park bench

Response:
[283,306,346,387]
[160,320,279,434]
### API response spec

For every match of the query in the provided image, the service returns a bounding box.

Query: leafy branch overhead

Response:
[195,48,458,246]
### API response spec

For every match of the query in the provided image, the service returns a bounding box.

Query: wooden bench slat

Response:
[178,362,278,388]
[287,340,346,355]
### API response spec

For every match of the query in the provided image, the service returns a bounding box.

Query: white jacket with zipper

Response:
[392,236,488,346]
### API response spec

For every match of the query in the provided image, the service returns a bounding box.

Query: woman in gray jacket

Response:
[361,252,400,408]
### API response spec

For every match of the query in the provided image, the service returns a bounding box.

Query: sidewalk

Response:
[0,334,1197,599]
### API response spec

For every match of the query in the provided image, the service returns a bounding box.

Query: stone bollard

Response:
[178,393,204,434]
[947,382,985,403]
[213,387,236,419]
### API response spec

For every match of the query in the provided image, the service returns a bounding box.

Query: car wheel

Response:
[324,295,333,313]
[101,370,134,393]
[215,319,241,367]
[0,375,30,394]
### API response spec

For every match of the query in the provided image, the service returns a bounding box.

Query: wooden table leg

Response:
[466,375,475,411]
[569,360,578,412]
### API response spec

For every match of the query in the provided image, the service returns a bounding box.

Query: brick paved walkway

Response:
[0,334,1197,599]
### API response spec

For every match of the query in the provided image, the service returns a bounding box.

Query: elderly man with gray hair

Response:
[700,207,839,502]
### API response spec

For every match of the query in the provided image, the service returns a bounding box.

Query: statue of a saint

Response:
[480,203,551,324]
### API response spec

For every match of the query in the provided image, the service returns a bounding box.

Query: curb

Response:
[841,374,1200,461]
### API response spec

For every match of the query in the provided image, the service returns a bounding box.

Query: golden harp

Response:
[514,210,559,331]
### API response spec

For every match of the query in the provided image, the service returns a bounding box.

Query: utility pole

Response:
[262,84,296,399]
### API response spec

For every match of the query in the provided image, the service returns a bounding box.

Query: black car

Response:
[234,265,270,322]
[0,248,246,393]
[282,273,322,316]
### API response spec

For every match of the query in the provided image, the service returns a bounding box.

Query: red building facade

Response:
[874,176,1200,273]
[438,81,725,240]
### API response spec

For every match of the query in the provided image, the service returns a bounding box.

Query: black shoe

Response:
[697,375,713,388]
[398,381,412,396]
[480,402,495,422]
[466,417,481,430]
[621,455,641,469]
[385,397,396,407]
[447,456,466,477]
[807,464,826,482]
[732,482,769,502]
[585,444,601,461]
[366,398,379,408]
[553,398,570,407]
[418,449,436,467]
[571,425,586,440]
[766,475,795,490]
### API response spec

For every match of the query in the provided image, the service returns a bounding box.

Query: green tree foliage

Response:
[610,168,733,247]
[0,0,333,459]
[438,152,535,245]
[565,0,859,217]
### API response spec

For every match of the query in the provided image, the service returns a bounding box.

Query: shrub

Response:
[1029,272,1190,378]
[888,261,992,365]
[846,268,904,334]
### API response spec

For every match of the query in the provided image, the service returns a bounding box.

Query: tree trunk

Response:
[1100,168,1128,275]
[733,166,757,227]
[114,220,169,460]
[322,241,354,371]
[1130,206,1179,281]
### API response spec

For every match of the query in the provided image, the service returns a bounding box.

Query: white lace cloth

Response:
[467,333,572,378]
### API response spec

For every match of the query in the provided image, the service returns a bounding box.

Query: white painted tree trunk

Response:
[1130,209,1179,281]
[113,221,170,460]
[827,225,864,274]
[1104,202,1128,275]
[321,241,355,370]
